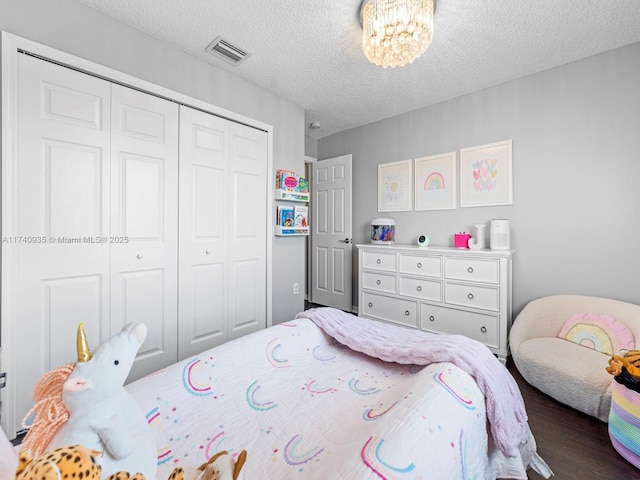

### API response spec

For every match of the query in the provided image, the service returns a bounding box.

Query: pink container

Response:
[454,233,471,249]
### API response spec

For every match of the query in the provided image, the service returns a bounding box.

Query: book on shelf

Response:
[277,205,295,227]
[294,205,308,228]
[276,169,309,194]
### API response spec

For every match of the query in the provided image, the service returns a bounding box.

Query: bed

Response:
[126,307,551,479]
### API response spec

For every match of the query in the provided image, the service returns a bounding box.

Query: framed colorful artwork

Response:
[378,159,412,212]
[459,140,513,208]
[414,152,457,211]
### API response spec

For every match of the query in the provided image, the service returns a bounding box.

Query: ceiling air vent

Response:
[205,36,250,66]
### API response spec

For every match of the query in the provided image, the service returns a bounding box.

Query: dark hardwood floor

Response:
[507,357,639,479]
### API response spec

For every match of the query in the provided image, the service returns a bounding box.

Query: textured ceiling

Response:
[72,0,640,139]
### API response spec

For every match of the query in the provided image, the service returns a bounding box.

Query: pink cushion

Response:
[557,312,635,355]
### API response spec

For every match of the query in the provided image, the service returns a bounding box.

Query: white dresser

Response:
[357,244,514,362]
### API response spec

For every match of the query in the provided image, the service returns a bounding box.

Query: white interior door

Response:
[8,54,112,436]
[311,154,353,310]
[110,84,179,380]
[178,105,229,359]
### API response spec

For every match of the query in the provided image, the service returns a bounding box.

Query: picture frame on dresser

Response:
[459,140,513,208]
[414,152,457,211]
[378,159,412,212]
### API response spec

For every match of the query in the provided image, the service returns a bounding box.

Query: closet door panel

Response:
[193,264,225,338]
[11,54,111,435]
[110,84,179,380]
[178,106,229,359]
[228,123,267,338]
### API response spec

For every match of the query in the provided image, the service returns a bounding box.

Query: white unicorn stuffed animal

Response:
[47,323,156,480]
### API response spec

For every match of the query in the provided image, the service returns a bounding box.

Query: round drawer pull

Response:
[429,315,435,321]
[416,286,422,292]
[405,310,410,316]
[205,249,211,255]
[377,259,381,264]
[376,280,381,285]
[468,266,474,273]
[417,262,422,268]
[136,253,144,260]
[468,293,474,300]
[368,302,373,307]
[480,326,487,333]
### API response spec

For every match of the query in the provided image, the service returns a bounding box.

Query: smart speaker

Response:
[417,234,430,247]
[490,219,511,250]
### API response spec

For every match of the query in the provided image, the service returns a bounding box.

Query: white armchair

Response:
[510,294,640,422]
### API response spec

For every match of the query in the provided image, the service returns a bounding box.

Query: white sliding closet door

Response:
[110,85,179,379]
[178,107,267,359]
[12,54,112,430]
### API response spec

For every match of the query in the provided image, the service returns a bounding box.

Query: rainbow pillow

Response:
[557,313,635,355]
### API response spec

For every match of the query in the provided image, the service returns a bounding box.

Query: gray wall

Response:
[0,0,307,322]
[318,42,640,315]
[305,135,318,158]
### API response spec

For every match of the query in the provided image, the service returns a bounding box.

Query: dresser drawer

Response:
[399,276,442,302]
[362,271,396,294]
[420,303,499,348]
[399,254,442,277]
[445,282,499,311]
[362,251,397,272]
[445,257,499,284]
[362,292,418,328]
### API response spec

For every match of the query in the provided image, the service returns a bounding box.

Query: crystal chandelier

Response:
[361,0,434,68]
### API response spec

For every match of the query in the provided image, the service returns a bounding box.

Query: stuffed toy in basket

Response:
[607,350,640,468]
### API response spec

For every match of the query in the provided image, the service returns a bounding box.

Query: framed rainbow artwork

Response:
[414,152,457,211]
[378,159,412,212]
[460,140,513,207]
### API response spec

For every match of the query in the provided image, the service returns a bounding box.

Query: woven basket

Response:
[609,379,640,468]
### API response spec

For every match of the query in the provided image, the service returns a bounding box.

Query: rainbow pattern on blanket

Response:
[125,316,519,479]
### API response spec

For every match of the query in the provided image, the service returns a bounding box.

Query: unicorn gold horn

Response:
[77,323,92,362]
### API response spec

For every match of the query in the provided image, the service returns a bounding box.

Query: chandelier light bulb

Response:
[361,0,434,68]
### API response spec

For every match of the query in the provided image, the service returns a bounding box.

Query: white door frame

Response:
[304,155,316,302]
[0,31,274,437]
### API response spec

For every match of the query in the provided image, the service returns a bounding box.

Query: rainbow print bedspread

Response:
[126,318,535,479]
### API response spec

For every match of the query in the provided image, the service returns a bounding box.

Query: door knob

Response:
[338,238,351,243]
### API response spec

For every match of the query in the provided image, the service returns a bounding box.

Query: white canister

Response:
[490,219,511,250]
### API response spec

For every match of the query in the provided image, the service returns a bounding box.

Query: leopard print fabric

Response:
[16,445,102,480]
[16,444,185,480]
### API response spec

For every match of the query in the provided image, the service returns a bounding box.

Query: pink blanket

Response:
[295,307,529,458]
